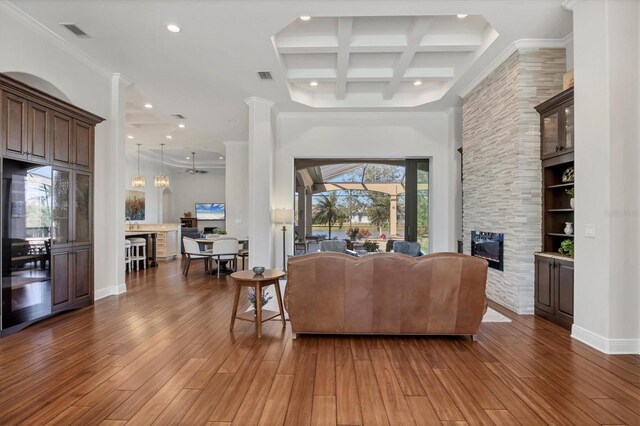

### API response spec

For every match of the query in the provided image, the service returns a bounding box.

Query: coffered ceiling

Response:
[274,15,497,108]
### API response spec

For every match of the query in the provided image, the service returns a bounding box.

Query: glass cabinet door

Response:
[542,112,559,157]
[564,104,574,150]
[51,169,70,245]
[74,172,91,245]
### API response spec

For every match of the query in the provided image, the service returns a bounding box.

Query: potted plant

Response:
[358,228,372,240]
[566,187,575,209]
[363,240,379,252]
[558,239,574,258]
[248,288,273,316]
[346,227,359,241]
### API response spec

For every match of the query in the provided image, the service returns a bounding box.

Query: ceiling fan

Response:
[186,152,208,174]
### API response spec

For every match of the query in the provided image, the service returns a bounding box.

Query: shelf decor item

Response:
[558,239,574,257]
[566,187,575,209]
[561,166,574,183]
[564,222,573,235]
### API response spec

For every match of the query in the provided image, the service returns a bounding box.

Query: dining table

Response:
[195,237,249,277]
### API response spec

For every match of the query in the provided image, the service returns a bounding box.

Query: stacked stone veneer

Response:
[462,48,566,314]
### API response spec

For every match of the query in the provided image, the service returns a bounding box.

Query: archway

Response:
[3,72,71,102]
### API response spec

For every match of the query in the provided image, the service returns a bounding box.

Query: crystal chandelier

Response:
[154,143,170,188]
[131,143,145,188]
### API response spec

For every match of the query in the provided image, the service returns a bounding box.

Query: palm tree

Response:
[312,192,348,239]
[366,193,390,234]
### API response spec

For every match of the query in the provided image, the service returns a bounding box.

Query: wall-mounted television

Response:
[195,203,225,221]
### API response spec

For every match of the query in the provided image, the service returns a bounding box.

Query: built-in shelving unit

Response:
[534,86,575,330]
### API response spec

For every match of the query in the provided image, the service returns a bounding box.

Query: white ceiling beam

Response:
[383,17,432,100]
[287,69,337,79]
[403,67,455,79]
[336,17,353,100]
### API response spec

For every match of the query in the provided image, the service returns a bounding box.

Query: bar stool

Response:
[128,237,147,271]
[125,239,133,273]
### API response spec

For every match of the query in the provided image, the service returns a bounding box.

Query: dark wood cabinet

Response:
[0,73,103,330]
[537,87,574,160]
[181,217,197,228]
[535,88,575,330]
[51,245,92,312]
[535,254,574,329]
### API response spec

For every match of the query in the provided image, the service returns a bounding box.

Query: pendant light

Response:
[154,143,170,188]
[131,144,145,188]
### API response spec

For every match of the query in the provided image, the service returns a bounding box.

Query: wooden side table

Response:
[230,269,286,338]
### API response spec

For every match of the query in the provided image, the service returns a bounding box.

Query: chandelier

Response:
[131,143,145,188]
[154,143,170,188]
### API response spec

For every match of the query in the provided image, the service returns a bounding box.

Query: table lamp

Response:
[273,208,294,272]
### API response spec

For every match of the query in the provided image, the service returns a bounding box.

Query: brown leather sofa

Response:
[284,252,488,339]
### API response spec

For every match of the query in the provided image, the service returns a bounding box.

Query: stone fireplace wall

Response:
[462,48,566,314]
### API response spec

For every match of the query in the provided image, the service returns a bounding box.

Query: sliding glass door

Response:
[404,159,429,252]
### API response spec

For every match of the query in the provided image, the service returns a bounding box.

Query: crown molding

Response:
[562,0,578,12]
[276,110,447,120]
[1,0,125,81]
[458,37,570,99]
[244,96,275,107]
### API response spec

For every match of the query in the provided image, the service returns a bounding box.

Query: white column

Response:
[571,0,640,354]
[224,141,249,238]
[245,97,275,268]
[94,73,129,298]
[448,107,463,248]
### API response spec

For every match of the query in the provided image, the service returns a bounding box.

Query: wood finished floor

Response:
[0,259,638,425]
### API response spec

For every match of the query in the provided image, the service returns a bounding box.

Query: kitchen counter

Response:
[125,224,181,261]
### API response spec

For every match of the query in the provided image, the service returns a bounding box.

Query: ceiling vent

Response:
[60,23,90,38]
[171,114,186,120]
[257,71,273,80]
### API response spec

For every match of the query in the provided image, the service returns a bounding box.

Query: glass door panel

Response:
[52,169,70,245]
[564,104,574,149]
[74,172,91,244]
[542,112,559,156]
[2,160,52,330]
[416,161,429,252]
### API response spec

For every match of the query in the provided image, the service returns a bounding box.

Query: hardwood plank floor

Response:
[0,259,638,425]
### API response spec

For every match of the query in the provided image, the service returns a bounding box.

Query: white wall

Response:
[225,141,249,238]
[169,169,226,229]
[273,111,454,268]
[124,155,164,224]
[0,2,127,299]
[572,0,640,354]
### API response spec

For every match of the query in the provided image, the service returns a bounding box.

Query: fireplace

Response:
[471,231,504,271]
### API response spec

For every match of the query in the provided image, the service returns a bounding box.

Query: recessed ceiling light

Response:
[127,135,134,139]
[186,157,190,160]
[457,14,468,19]
[219,156,224,160]
[166,135,172,139]
[167,24,180,33]
[178,123,185,128]
[413,80,423,86]
[299,15,311,21]
[310,81,318,87]
[144,103,153,109]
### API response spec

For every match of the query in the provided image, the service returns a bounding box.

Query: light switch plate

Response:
[585,224,596,238]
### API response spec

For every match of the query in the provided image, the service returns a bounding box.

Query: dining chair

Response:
[210,237,239,278]
[182,237,212,276]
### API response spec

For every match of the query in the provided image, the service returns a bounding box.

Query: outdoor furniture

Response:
[319,240,357,256]
[393,241,422,257]
[230,269,286,338]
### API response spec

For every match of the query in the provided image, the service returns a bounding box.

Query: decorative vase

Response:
[252,266,265,275]
[570,198,575,209]
[564,222,573,235]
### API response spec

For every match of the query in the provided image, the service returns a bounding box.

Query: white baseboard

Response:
[572,325,640,354]
[94,282,127,301]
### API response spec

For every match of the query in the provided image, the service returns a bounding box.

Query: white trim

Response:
[277,111,447,120]
[244,96,274,107]
[562,0,578,12]
[1,0,119,80]
[94,283,127,301]
[572,325,640,354]
[458,38,570,99]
